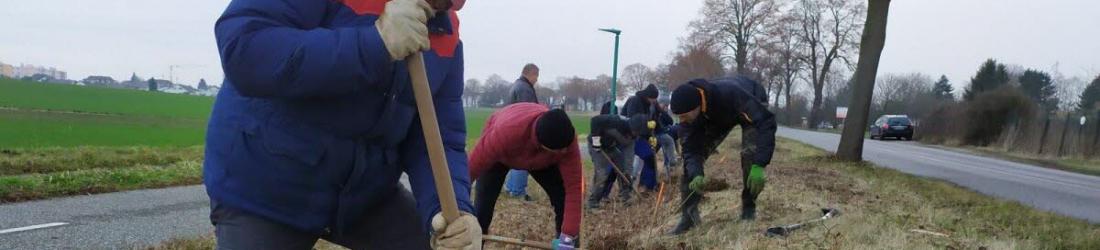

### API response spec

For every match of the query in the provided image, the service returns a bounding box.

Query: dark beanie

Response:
[670,83,702,114]
[599,101,614,115]
[536,109,576,150]
[638,84,659,99]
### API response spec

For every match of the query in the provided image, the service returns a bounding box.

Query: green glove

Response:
[747,164,766,196]
[688,175,706,193]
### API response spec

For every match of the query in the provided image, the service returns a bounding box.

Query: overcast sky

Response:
[1,0,1097,92]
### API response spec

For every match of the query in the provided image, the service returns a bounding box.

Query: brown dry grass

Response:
[489,131,1100,250]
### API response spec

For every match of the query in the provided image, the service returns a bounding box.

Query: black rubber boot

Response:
[667,193,702,235]
[740,203,756,221]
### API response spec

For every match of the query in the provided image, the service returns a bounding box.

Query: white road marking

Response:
[0,222,68,235]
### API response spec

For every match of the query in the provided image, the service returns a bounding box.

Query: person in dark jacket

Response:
[508,63,540,104]
[585,106,636,208]
[654,97,679,178]
[468,104,582,249]
[621,84,660,191]
[203,0,479,249]
[504,63,540,201]
[665,76,777,235]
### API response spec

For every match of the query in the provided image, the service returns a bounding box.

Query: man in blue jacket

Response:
[203,0,480,249]
[666,76,777,235]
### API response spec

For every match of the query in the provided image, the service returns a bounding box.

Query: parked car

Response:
[870,115,914,140]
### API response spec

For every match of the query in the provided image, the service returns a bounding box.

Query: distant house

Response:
[0,62,13,78]
[118,73,149,89]
[81,75,117,86]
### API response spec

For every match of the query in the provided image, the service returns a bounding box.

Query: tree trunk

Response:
[837,0,891,161]
[810,85,824,129]
[735,44,749,75]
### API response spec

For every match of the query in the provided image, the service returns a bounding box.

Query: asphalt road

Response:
[778,127,1100,224]
[0,185,212,249]
[0,176,415,249]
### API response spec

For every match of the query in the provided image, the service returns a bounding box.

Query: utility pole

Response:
[599,28,622,114]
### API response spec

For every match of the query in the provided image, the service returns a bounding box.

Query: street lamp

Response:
[599,28,621,114]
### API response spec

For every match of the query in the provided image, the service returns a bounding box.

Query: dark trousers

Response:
[739,125,761,210]
[210,185,429,250]
[679,125,761,219]
[587,147,632,205]
[474,164,567,235]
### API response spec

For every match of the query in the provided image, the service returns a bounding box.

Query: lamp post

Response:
[599,28,621,114]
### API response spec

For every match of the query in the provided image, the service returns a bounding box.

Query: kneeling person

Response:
[586,108,636,208]
[469,103,582,249]
[667,76,778,235]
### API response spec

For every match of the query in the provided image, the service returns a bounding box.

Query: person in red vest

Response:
[468,103,582,249]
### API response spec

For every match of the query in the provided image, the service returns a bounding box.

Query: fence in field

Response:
[999,111,1100,159]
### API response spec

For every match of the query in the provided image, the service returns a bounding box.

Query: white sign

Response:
[1082,116,1088,126]
[836,107,848,119]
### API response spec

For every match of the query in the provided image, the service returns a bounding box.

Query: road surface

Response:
[778,127,1100,224]
[0,176,414,249]
[0,185,211,249]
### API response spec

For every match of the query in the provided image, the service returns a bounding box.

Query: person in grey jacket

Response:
[508,63,540,104]
[503,63,540,200]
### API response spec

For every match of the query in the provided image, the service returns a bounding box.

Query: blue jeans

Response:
[634,138,658,191]
[656,133,678,177]
[504,170,529,196]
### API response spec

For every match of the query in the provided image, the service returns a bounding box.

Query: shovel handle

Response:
[483,235,555,250]
[408,53,460,222]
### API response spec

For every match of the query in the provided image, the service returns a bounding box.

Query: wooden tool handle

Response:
[483,235,554,250]
[408,53,460,222]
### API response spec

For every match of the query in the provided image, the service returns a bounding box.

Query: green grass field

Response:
[0,78,212,148]
[0,79,595,202]
[0,78,214,118]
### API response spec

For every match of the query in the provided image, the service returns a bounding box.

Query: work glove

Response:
[688,175,706,193]
[551,233,576,250]
[376,0,433,60]
[430,212,483,250]
[747,164,766,196]
[649,137,657,148]
[647,120,657,130]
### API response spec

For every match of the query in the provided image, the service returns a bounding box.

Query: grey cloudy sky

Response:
[1,0,1097,92]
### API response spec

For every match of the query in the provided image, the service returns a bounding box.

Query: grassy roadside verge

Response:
[0,146,204,203]
[0,161,202,203]
[0,146,203,175]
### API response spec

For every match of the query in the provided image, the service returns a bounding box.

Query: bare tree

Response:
[463,78,482,107]
[478,74,511,107]
[665,33,726,90]
[837,0,889,161]
[697,0,780,75]
[874,73,932,110]
[793,0,865,129]
[648,64,672,93]
[760,13,804,108]
[620,63,652,94]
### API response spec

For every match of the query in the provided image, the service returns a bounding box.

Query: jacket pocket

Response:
[256,116,328,166]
